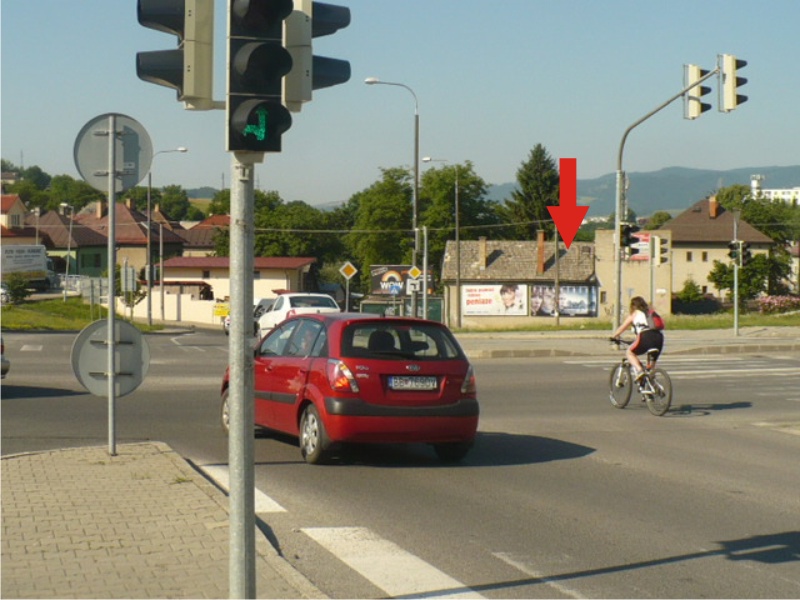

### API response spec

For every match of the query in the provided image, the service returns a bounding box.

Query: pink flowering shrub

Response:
[758,295,800,314]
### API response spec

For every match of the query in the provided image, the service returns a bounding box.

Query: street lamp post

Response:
[147,147,187,325]
[33,207,40,245]
[365,77,420,316]
[60,203,73,302]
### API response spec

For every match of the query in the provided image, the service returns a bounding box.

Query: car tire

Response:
[220,390,230,436]
[433,442,472,462]
[299,404,331,465]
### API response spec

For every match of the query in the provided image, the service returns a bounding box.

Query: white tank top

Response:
[632,309,649,335]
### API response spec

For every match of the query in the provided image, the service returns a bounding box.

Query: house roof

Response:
[190,214,230,230]
[77,202,185,246]
[33,210,107,248]
[164,256,317,270]
[658,197,773,245]
[176,227,219,249]
[1,194,25,214]
[440,239,596,283]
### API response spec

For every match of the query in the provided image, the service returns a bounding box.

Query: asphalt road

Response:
[3,330,799,598]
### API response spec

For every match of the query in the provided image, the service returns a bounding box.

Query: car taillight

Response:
[327,359,359,393]
[461,364,476,394]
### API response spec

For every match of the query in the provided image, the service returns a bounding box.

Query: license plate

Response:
[388,376,438,391]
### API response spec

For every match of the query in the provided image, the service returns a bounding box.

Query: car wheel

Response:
[220,390,230,436]
[299,404,331,465]
[433,442,472,462]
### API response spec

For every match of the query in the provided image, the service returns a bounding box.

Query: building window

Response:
[202,270,210,278]
[702,251,708,262]
[686,251,693,262]
[600,291,607,304]
[253,271,261,280]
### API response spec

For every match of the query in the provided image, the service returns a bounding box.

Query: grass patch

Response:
[0,297,162,332]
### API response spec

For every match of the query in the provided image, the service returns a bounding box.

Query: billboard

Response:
[462,284,528,316]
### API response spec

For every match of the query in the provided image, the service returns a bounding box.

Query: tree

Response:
[645,211,672,230]
[495,144,559,240]
[347,168,413,289]
[707,253,770,309]
[159,185,191,221]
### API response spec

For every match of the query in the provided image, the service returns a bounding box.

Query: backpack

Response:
[647,309,665,331]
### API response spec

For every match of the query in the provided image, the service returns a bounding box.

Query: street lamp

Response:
[365,77,420,316]
[33,207,40,245]
[423,157,461,328]
[60,203,73,302]
[147,147,187,325]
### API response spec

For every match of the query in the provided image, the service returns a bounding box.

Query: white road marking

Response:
[303,526,485,599]
[494,552,586,599]
[200,465,286,513]
[20,344,44,352]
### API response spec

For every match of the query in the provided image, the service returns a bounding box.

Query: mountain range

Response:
[485,165,800,218]
[188,165,800,218]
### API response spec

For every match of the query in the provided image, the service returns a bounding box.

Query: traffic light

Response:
[652,235,669,265]
[740,241,752,266]
[728,240,740,262]
[720,53,748,112]
[621,224,640,257]
[684,64,712,120]
[227,0,295,152]
[136,0,215,110]
[283,0,352,112]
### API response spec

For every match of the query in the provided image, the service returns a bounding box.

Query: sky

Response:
[2,0,799,209]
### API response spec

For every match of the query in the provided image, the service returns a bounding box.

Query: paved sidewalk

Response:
[1,442,325,599]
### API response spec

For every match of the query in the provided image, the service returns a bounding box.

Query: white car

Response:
[256,293,340,335]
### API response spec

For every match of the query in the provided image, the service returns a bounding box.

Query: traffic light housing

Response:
[621,224,640,257]
[652,235,669,265]
[740,241,752,266]
[720,53,748,112]
[283,0,352,112]
[728,240,740,262]
[136,0,215,110]
[684,64,712,120]
[227,0,294,152]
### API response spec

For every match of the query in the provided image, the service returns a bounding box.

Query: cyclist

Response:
[611,296,664,384]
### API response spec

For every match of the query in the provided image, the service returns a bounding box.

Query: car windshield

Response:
[289,296,338,309]
[340,322,463,360]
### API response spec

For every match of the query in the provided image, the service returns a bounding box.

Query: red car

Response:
[220,313,479,464]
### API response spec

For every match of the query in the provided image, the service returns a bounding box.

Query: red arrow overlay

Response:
[548,157,588,249]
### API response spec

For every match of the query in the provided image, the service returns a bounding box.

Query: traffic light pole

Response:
[613,67,719,331]
[228,151,260,598]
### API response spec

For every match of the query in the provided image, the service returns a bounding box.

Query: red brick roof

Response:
[163,256,316,269]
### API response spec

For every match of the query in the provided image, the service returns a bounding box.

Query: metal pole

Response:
[147,172,152,326]
[422,226,428,318]
[229,152,257,599]
[107,114,117,457]
[554,230,561,327]
[733,212,740,337]
[159,222,165,322]
[62,204,72,302]
[612,67,719,332]
[455,167,461,329]
[412,108,420,317]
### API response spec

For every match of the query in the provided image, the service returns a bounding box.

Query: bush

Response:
[757,295,800,314]
[3,273,31,304]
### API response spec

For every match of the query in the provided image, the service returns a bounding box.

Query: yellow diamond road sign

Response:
[408,266,422,279]
[339,261,358,280]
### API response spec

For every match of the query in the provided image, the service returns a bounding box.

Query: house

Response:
[161,255,318,301]
[656,195,773,298]
[176,214,229,257]
[1,194,35,239]
[439,234,597,327]
[33,208,108,277]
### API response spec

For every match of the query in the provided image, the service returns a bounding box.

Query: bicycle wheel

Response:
[645,368,672,416]
[608,363,632,408]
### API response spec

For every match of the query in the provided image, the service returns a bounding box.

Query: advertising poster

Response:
[531,284,597,317]
[370,265,410,296]
[462,284,528,316]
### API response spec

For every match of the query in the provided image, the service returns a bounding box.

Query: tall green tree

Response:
[495,144,559,240]
[347,168,413,287]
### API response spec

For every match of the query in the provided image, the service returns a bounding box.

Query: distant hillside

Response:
[487,165,800,218]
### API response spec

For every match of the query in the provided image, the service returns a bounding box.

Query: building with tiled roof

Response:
[656,195,773,297]
[32,209,108,276]
[176,214,229,256]
[161,255,318,301]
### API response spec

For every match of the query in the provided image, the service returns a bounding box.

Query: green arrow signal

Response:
[243,106,267,141]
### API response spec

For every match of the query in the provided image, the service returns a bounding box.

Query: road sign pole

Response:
[107,113,117,457]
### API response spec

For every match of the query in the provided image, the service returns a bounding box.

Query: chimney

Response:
[96,200,104,219]
[709,195,719,219]
[537,230,546,274]
[126,197,133,210]
[478,236,487,271]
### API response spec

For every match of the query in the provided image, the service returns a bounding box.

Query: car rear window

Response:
[340,322,463,360]
[289,296,338,309]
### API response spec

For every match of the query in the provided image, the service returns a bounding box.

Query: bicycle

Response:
[608,338,672,416]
